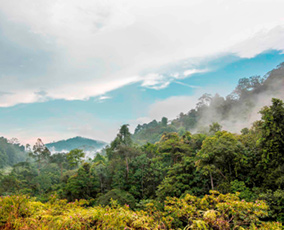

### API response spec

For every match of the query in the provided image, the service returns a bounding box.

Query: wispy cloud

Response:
[129,95,199,130]
[140,68,206,90]
[98,95,111,100]
[183,69,208,77]
[95,95,112,103]
[174,81,200,89]
[141,74,170,90]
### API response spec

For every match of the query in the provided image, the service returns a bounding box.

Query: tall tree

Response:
[259,98,284,189]
[161,117,168,127]
[66,149,85,168]
[30,138,51,173]
[65,162,99,201]
[50,153,67,177]
[196,131,245,190]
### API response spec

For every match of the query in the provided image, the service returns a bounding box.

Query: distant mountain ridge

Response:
[45,136,108,154]
[132,62,284,145]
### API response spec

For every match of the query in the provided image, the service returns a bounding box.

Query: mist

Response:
[192,63,284,133]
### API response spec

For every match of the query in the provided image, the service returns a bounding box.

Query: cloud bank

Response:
[0,0,284,107]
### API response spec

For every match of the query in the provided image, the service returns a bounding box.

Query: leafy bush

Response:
[0,192,282,229]
[163,191,282,229]
[259,189,284,223]
[95,189,136,208]
[230,180,258,201]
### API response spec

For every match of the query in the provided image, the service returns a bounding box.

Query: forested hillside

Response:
[46,136,107,155]
[0,137,26,169]
[133,63,284,145]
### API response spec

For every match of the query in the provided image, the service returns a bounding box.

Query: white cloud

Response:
[174,81,200,89]
[1,112,120,144]
[231,26,284,58]
[183,69,208,77]
[129,95,199,130]
[94,95,112,103]
[128,116,153,133]
[140,69,205,90]
[141,73,170,90]
[129,83,237,131]
[98,95,111,101]
[148,96,199,121]
[0,90,46,107]
[0,0,284,106]
[48,75,139,101]
[0,75,139,107]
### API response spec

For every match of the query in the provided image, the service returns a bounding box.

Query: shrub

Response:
[95,189,136,208]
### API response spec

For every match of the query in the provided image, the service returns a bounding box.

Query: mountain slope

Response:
[132,62,284,144]
[46,136,107,154]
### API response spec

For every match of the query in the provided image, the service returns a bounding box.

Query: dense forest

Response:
[0,64,284,229]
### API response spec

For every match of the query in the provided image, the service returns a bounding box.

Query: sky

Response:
[0,0,284,144]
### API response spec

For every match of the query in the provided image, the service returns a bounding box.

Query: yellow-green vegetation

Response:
[0,192,282,230]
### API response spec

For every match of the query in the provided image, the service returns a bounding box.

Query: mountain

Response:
[45,136,108,156]
[133,62,284,145]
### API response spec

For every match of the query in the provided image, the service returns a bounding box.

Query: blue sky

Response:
[1,50,284,144]
[0,0,284,144]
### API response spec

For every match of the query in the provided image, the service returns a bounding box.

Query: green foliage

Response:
[161,117,168,126]
[164,191,279,229]
[157,156,208,200]
[65,163,99,201]
[230,180,257,201]
[0,137,26,169]
[66,149,85,167]
[117,124,133,146]
[157,132,192,166]
[197,131,245,190]
[29,139,51,173]
[133,117,178,145]
[259,189,284,223]
[259,98,284,189]
[95,189,136,208]
[209,122,222,134]
[50,153,68,177]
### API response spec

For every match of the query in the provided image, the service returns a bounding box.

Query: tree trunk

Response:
[210,171,214,190]
[37,157,41,174]
[217,168,227,180]
[125,158,129,181]
[60,164,63,178]
[141,165,144,199]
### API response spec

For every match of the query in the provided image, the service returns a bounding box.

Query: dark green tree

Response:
[161,117,168,127]
[65,162,99,201]
[196,131,245,191]
[50,153,68,177]
[259,98,284,189]
[66,149,85,168]
[209,122,222,134]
